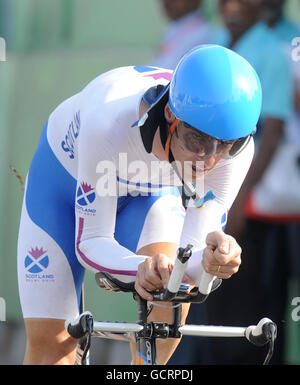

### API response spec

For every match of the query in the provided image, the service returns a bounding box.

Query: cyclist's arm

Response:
[75,122,147,283]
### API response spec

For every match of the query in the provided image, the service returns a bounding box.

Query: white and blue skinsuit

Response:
[17,66,254,320]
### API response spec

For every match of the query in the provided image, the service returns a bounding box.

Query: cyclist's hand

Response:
[135,254,193,300]
[202,231,241,279]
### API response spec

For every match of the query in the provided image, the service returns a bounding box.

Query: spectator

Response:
[263,0,300,148]
[151,0,212,69]
[259,0,300,363]
[204,0,294,365]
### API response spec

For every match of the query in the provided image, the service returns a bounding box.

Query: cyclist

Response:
[17,45,262,365]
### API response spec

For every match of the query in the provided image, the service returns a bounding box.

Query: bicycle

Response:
[65,244,277,366]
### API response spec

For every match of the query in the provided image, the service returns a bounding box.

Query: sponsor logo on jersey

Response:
[25,247,55,282]
[61,110,81,159]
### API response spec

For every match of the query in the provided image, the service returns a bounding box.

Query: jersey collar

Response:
[138,84,170,153]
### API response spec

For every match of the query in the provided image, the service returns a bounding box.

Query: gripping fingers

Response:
[145,257,165,287]
[156,254,171,289]
[135,255,171,300]
[210,264,239,279]
[202,248,241,279]
[202,262,233,279]
[134,279,154,301]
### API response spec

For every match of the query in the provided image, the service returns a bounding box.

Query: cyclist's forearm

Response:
[76,236,147,282]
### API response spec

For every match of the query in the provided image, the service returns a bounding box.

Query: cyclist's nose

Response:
[194,154,217,168]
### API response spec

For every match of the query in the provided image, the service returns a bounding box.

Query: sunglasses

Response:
[174,120,253,159]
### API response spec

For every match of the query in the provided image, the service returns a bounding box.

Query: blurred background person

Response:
[262,0,300,147]
[260,0,300,364]
[205,0,296,365]
[150,0,212,69]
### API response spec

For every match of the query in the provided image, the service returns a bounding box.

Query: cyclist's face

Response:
[170,125,224,182]
[163,107,223,181]
[175,120,235,158]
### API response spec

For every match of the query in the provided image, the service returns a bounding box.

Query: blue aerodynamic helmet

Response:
[168,44,262,141]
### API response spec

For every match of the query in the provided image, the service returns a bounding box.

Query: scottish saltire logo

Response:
[25,247,55,282]
[25,247,49,273]
[77,182,96,206]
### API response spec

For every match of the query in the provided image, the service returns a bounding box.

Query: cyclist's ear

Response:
[164,102,176,124]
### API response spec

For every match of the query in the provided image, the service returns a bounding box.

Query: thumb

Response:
[206,231,230,254]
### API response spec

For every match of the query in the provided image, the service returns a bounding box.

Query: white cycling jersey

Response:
[18,65,254,319]
[51,65,253,280]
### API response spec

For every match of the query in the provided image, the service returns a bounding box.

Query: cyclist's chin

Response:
[183,165,207,183]
[171,148,212,182]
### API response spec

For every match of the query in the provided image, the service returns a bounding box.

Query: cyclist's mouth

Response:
[192,164,208,176]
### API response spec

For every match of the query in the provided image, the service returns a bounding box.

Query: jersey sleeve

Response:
[183,138,255,282]
[74,113,147,283]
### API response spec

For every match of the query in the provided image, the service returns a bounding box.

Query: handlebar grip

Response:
[164,245,192,301]
[194,263,216,295]
[245,318,277,346]
[166,258,188,294]
[198,271,216,295]
[65,311,93,339]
